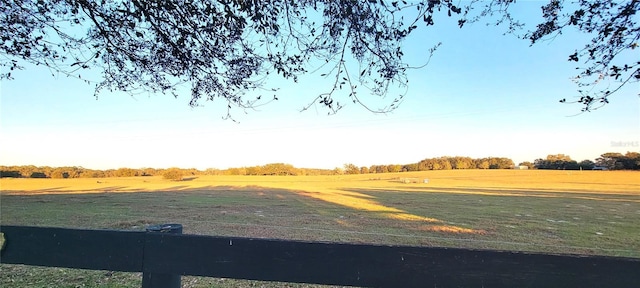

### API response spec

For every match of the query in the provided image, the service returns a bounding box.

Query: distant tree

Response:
[564,160,580,170]
[480,157,513,169]
[343,163,360,175]
[141,167,158,176]
[38,166,53,178]
[596,152,640,170]
[50,169,69,179]
[359,166,370,174]
[428,161,440,170]
[418,158,441,170]
[18,165,37,178]
[162,168,184,181]
[102,169,115,177]
[66,166,83,178]
[439,158,453,170]
[204,168,222,175]
[301,168,334,176]
[477,159,490,169]
[621,152,640,170]
[596,152,624,170]
[245,166,260,176]
[367,164,389,174]
[501,158,515,169]
[387,164,402,173]
[79,170,105,178]
[182,168,201,176]
[518,161,535,169]
[115,168,139,177]
[452,156,473,169]
[534,154,585,170]
[534,158,547,169]
[261,163,297,175]
[2,1,636,116]
[224,167,246,175]
[417,156,515,170]
[402,163,419,172]
[546,154,573,162]
[417,159,430,171]
[578,160,595,170]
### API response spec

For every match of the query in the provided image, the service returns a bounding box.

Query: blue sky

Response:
[1,2,638,170]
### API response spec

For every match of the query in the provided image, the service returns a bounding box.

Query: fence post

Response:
[143,224,182,288]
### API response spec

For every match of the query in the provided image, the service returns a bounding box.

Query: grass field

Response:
[1,170,639,287]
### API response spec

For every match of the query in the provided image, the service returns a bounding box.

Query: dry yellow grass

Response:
[3,170,637,236]
[2,170,638,194]
[2,170,638,200]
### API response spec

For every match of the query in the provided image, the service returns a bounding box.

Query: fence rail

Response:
[1,225,639,287]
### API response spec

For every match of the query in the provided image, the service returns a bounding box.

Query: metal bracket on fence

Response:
[0,232,5,252]
[146,224,183,234]
[142,224,183,288]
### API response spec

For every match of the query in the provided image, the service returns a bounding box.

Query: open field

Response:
[2,170,639,287]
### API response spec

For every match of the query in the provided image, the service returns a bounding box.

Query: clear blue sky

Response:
[1,3,638,170]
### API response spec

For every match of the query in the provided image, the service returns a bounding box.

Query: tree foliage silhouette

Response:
[2,0,638,116]
[522,0,639,111]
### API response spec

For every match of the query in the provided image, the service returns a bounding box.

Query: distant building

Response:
[513,166,529,170]
[592,166,608,170]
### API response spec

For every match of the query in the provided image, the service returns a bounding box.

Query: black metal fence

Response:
[1,225,639,287]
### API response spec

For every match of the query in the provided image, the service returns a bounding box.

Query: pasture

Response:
[1,170,639,287]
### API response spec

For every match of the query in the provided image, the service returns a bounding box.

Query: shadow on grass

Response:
[0,185,485,237]
[3,184,639,257]
[25,187,69,193]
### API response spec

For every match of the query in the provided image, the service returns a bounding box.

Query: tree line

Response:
[530,152,640,170]
[222,163,333,176]
[0,164,334,179]
[1,152,638,179]
[0,166,198,179]
[343,156,515,175]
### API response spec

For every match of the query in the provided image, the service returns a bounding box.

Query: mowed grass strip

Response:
[1,170,639,287]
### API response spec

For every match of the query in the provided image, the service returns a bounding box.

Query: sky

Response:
[1,2,638,170]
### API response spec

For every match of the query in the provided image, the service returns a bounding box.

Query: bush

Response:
[162,168,184,181]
